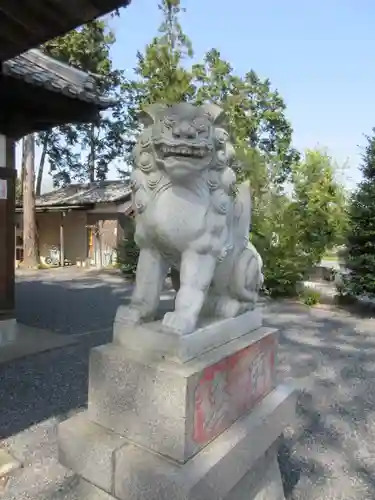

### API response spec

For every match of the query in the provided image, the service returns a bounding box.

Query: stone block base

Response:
[225,444,284,500]
[56,477,116,500]
[58,309,297,499]
[114,306,263,363]
[88,326,278,462]
[59,384,296,500]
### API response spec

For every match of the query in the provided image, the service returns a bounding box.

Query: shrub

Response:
[116,219,139,277]
[300,288,321,306]
[251,149,348,297]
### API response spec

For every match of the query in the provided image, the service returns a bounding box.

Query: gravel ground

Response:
[2,271,375,499]
[269,302,375,500]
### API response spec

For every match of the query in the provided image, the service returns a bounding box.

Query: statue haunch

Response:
[121,102,263,335]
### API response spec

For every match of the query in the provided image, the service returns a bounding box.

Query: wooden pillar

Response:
[60,211,65,267]
[0,135,16,322]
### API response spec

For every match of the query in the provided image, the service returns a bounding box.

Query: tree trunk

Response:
[22,134,39,268]
[89,123,95,182]
[20,138,26,187]
[35,132,50,196]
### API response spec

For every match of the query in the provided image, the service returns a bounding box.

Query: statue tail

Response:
[232,180,252,252]
[230,181,264,302]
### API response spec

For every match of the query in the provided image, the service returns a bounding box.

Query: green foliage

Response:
[291,149,349,263]
[115,2,348,297]
[135,0,195,105]
[251,150,348,296]
[251,191,305,297]
[193,50,299,185]
[116,219,140,276]
[123,2,298,189]
[300,288,321,306]
[37,19,129,186]
[118,0,196,177]
[346,130,375,296]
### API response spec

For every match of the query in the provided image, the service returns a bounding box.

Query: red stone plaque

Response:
[193,333,276,445]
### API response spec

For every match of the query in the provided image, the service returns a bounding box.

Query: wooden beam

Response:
[0,1,64,34]
[0,15,34,47]
[59,0,100,24]
[0,137,16,316]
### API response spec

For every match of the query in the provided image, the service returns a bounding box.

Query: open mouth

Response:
[158,144,208,159]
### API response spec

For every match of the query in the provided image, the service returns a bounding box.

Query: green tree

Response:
[291,149,348,262]
[346,130,375,297]
[121,1,347,296]
[118,0,195,176]
[36,19,127,188]
[135,0,195,106]
[193,49,299,186]
[252,149,348,296]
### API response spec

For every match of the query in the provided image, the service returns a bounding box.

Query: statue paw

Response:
[162,312,196,335]
[216,297,241,318]
[115,305,142,325]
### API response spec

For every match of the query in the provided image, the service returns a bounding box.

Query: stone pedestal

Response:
[58,308,297,499]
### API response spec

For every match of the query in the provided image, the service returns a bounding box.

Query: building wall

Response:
[63,211,87,263]
[37,212,60,259]
[87,214,118,267]
[16,204,132,268]
[37,211,87,264]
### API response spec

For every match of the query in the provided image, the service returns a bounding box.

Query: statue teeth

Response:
[159,144,206,158]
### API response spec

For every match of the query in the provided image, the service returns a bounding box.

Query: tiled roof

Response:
[2,49,116,109]
[36,180,131,207]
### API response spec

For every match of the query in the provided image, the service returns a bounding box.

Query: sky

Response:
[37,0,375,192]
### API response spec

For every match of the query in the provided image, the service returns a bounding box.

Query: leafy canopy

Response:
[37,19,128,187]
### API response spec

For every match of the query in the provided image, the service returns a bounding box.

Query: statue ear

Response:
[202,103,227,129]
[139,103,167,127]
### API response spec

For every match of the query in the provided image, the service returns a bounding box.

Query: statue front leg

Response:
[117,247,169,324]
[162,250,216,335]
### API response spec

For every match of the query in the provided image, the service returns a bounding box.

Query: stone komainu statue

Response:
[122,102,263,335]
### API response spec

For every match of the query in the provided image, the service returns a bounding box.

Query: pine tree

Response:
[135,0,195,106]
[346,129,375,296]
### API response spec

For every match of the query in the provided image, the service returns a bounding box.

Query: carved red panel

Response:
[193,333,276,445]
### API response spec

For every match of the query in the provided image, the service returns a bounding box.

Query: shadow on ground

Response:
[15,272,133,335]
[266,301,375,499]
[2,272,174,439]
[3,273,375,499]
